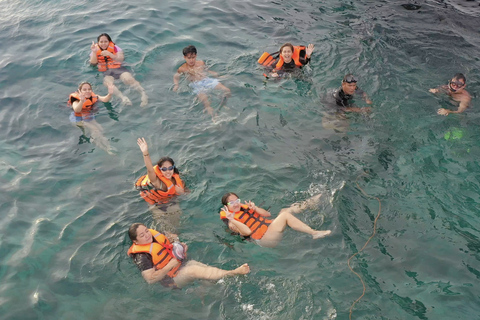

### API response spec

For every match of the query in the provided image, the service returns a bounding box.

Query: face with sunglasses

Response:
[342,75,358,95]
[158,160,176,179]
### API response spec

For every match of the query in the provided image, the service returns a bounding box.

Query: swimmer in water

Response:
[68,82,115,154]
[269,43,314,78]
[332,74,372,112]
[219,192,331,248]
[173,45,231,119]
[429,73,471,116]
[128,223,250,288]
[135,138,186,235]
[90,33,148,107]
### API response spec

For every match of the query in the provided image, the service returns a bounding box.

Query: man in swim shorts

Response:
[173,45,231,119]
[128,223,249,288]
[429,73,471,116]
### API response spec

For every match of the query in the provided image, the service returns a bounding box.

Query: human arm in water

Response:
[173,64,187,92]
[141,259,180,284]
[137,138,164,190]
[437,95,471,116]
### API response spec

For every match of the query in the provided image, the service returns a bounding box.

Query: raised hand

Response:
[107,83,115,95]
[137,137,149,154]
[90,41,98,52]
[245,200,256,212]
[223,206,234,220]
[306,43,315,58]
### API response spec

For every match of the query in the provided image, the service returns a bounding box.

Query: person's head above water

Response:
[128,223,152,244]
[449,73,466,93]
[77,82,93,98]
[97,33,113,50]
[182,45,197,67]
[157,156,180,176]
[279,43,294,63]
[221,192,241,212]
[341,74,358,95]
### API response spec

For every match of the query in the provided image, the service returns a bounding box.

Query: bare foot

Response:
[312,230,331,239]
[232,263,250,275]
[122,96,132,106]
[140,93,148,107]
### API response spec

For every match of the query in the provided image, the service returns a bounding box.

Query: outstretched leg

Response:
[84,121,115,155]
[104,75,131,106]
[120,72,148,107]
[197,92,215,118]
[259,197,331,247]
[174,261,249,288]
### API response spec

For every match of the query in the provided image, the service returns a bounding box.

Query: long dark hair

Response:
[97,33,114,49]
[221,192,239,206]
[157,157,180,174]
[128,223,145,241]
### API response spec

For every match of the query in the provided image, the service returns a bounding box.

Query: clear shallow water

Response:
[1,0,480,319]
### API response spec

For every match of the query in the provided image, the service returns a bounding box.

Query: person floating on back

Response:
[219,192,331,248]
[90,33,148,107]
[127,223,250,288]
[429,73,471,116]
[258,43,314,78]
[173,45,231,119]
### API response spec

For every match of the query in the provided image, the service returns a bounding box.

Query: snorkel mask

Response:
[449,80,465,92]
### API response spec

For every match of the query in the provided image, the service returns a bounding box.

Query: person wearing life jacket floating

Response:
[219,192,331,248]
[263,43,314,78]
[332,74,372,113]
[128,223,250,288]
[90,33,148,107]
[68,81,115,154]
[429,73,471,116]
[136,138,186,233]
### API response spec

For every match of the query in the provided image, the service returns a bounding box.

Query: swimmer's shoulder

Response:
[177,63,188,73]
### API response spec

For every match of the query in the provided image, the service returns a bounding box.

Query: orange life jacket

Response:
[127,229,182,278]
[220,204,272,240]
[96,41,122,72]
[274,45,306,71]
[68,92,98,117]
[135,165,185,205]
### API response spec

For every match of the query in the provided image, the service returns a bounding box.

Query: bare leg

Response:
[197,92,215,118]
[259,200,331,247]
[120,72,148,107]
[287,193,323,215]
[83,121,115,155]
[104,75,131,105]
[173,261,250,288]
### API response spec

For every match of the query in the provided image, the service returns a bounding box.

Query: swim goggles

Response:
[227,199,241,206]
[449,80,465,92]
[343,75,357,83]
[160,165,175,171]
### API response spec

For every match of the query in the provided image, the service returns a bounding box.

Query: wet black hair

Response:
[128,223,145,241]
[221,192,239,206]
[183,45,197,56]
[97,33,113,50]
[453,73,466,84]
[157,157,180,174]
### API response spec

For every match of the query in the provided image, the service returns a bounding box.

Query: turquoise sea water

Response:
[1,0,480,319]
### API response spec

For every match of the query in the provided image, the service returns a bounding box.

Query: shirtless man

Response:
[173,45,231,118]
[429,73,471,116]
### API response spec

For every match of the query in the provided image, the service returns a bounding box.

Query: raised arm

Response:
[245,201,271,217]
[90,41,98,65]
[137,138,162,189]
[97,83,114,102]
[141,259,180,284]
